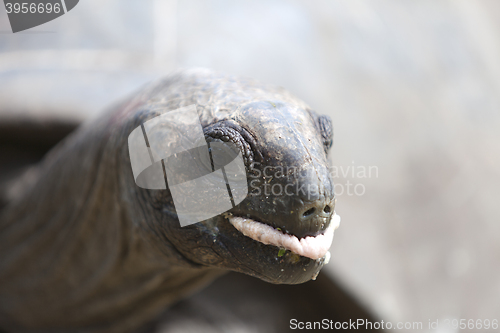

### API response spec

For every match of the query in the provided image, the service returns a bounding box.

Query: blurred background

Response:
[1,0,500,331]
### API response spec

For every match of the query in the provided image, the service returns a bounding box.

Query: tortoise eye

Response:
[317,115,333,153]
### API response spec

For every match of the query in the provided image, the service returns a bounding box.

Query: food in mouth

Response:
[227,213,340,260]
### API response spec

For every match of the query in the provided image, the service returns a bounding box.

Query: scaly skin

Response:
[0,69,335,333]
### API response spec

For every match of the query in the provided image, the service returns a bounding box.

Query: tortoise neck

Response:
[0,117,221,332]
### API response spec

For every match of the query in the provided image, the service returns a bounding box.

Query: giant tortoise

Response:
[0,69,378,332]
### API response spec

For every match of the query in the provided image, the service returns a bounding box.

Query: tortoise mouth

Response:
[224,212,340,260]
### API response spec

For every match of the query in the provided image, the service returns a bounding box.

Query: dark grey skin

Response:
[0,69,335,333]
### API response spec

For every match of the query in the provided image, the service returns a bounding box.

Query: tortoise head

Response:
[121,70,338,284]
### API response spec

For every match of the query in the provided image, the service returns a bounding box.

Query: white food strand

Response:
[228,213,340,260]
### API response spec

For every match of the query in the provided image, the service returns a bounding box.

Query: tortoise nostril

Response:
[302,208,316,218]
[323,205,331,214]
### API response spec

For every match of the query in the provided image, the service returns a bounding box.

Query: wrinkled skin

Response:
[0,69,335,333]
